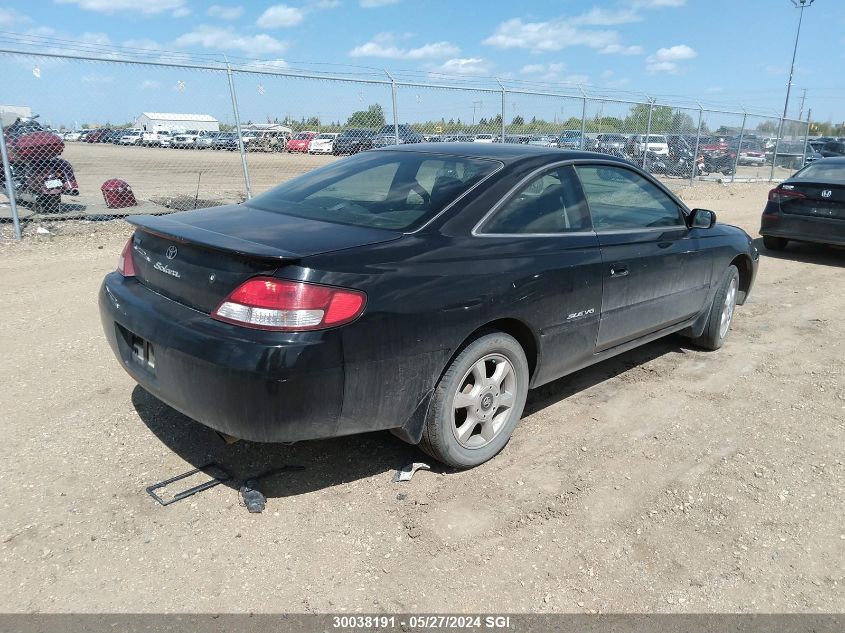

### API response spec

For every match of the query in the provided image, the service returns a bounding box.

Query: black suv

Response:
[333,129,376,155]
[820,141,845,158]
[370,124,424,148]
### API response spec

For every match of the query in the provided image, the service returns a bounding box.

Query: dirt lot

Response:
[0,178,843,614]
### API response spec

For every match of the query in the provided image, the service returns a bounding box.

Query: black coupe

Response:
[100,144,759,468]
[760,157,845,250]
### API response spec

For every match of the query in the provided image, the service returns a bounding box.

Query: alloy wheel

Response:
[451,353,518,449]
[719,277,738,339]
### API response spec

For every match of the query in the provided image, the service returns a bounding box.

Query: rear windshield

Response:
[793,162,845,183]
[246,150,502,231]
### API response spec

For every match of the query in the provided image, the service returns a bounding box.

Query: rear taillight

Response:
[117,236,136,277]
[768,187,805,204]
[212,277,366,331]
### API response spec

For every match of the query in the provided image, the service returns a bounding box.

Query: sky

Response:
[0,0,843,129]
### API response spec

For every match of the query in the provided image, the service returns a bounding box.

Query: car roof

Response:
[377,142,631,165]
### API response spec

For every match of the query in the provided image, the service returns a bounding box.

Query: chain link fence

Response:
[0,48,814,239]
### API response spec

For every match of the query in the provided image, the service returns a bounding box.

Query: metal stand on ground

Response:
[0,118,22,240]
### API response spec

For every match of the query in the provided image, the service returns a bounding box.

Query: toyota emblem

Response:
[166,245,178,260]
[821,190,832,198]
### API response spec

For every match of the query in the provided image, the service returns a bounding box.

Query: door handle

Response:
[609,265,629,278]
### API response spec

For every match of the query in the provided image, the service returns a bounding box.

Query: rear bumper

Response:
[99,273,346,443]
[760,207,845,246]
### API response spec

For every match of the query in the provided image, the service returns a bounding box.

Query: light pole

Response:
[771,0,814,181]
[781,0,814,122]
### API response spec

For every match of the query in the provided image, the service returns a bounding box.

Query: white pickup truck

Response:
[140,130,163,146]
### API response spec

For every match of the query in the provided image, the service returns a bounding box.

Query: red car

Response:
[699,135,731,154]
[85,128,112,143]
[286,131,317,153]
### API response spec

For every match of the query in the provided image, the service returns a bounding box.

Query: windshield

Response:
[560,131,580,139]
[793,162,845,183]
[316,134,335,140]
[246,150,501,231]
[294,133,311,140]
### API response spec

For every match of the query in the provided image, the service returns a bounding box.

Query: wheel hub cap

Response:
[451,353,518,449]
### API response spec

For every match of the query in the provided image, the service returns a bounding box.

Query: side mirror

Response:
[690,208,717,229]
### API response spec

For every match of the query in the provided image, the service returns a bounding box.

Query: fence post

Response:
[642,98,654,169]
[689,106,703,187]
[732,110,746,183]
[770,118,785,182]
[225,60,252,200]
[801,109,812,167]
[385,70,399,144]
[0,118,22,240]
[496,78,506,143]
[579,85,587,150]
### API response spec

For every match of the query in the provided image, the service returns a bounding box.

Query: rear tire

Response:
[419,332,529,469]
[690,265,739,351]
[763,235,788,251]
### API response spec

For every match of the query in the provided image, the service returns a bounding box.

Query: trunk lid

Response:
[780,181,845,221]
[127,204,402,313]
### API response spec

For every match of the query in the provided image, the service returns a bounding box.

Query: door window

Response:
[481,166,591,234]
[575,165,684,231]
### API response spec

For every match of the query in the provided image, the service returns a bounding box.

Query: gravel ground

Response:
[0,180,843,613]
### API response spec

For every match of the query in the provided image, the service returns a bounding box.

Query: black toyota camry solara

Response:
[100,144,759,468]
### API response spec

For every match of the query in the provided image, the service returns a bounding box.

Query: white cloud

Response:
[349,33,459,59]
[631,0,685,7]
[256,4,304,28]
[600,43,643,55]
[174,25,289,55]
[55,0,187,15]
[520,63,548,74]
[651,44,696,61]
[172,6,191,17]
[430,57,492,76]
[141,80,161,89]
[573,8,641,25]
[520,62,588,84]
[0,7,30,26]
[311,0,341,7]
[79,31,112,46]
[483,17,640,55]
[645,44,696,73]
[360,0,399,6]
[207,4,244,20]
[240,58,290,70]
[122,38,163,51]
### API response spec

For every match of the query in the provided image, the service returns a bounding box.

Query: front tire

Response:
[420,332,529,468]
[763,235,788,251]
[690,265,739,351]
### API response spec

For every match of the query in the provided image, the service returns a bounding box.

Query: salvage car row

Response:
[63,126,845,168]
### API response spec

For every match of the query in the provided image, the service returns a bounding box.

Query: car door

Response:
[574,163,711,351]
[475,165,603,383]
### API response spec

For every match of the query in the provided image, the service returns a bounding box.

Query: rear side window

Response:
[793,162,845,183]
[481,166,591,234]
[247,151,500,231]
[575,165,683,231]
